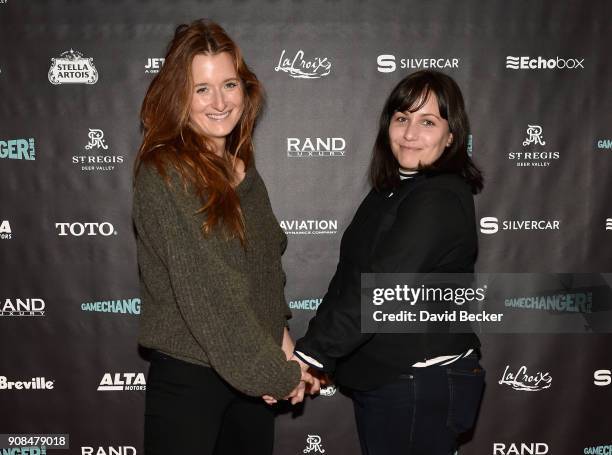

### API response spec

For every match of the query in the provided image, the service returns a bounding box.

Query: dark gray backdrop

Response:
[1,1,611,454]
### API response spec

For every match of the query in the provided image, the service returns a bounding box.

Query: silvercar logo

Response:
[506,56,584,70]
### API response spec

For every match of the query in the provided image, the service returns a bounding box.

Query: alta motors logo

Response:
[48,49,98,84]
[506,55,584,70]
[55,222,117,237]
[72,128,124,172]
[303,435,326,453]
[274,49,332,79]
[0,376,54,390]
[97,373,146,391]
[0,220,12,240]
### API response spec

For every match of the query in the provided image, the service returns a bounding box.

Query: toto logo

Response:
[493,443,549,454]
[55,222,117,237]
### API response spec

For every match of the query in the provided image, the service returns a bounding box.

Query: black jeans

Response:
[351,354,485,455]
[144,351,274,455]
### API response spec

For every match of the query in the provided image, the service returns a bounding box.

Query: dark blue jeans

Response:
[351,354,485,455]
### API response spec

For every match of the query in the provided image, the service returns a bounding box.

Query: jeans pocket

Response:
[446,365,485,434]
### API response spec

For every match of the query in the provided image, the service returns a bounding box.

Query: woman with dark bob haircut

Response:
[294,70,485,454]
[133,19,318,455]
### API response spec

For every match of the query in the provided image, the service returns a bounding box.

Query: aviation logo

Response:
[48,49,98,84]
[280,220,338,235]
[72,128,124,172]
[274,49,331,79]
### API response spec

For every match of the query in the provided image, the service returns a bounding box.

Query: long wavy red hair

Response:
[134,19,264,245]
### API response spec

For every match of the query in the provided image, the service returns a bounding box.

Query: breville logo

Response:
[55,222,117,237]
[0,376,54,390]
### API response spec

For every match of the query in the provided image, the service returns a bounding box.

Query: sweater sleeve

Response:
[134,165,301,398]
[295,186,467,373]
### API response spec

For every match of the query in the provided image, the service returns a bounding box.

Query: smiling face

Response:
[189,52,244,155]
[388,92,453,171]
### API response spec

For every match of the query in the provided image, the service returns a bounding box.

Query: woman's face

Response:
[189,52,244,154]
[388,92,453,171]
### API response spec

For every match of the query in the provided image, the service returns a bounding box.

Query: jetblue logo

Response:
[55,222,117,237]
[0,220,12,240]
[506,55,584,70]
[97,373,146,391]
[287,137,346,157]
[0,138,36,160]
[144,57,165,74]
[377,54,459,73]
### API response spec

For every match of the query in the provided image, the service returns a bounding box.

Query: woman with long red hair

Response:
[132,19,317,455]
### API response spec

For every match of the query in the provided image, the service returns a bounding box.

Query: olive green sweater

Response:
[133,164,301,399]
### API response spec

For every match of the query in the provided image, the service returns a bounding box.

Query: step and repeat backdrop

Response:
[1,1,611,454]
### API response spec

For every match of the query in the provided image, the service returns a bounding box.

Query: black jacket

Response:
[295,172,481,391]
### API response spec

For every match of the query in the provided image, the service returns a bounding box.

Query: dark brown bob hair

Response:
[369,70,483,194]
[134,19,264,245]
